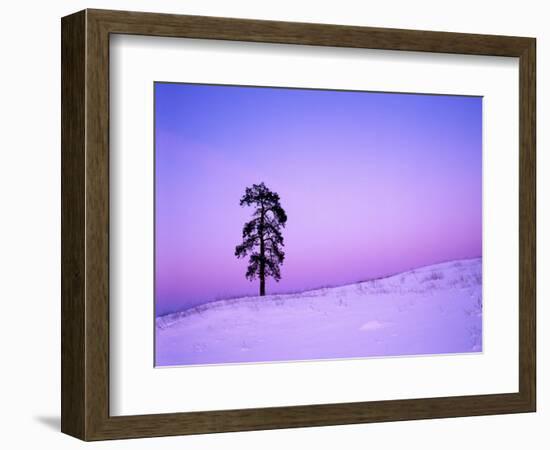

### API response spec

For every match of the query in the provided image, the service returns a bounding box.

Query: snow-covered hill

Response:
[156,258,482,366]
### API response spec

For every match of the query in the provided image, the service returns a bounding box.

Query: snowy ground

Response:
[156,258,482,366]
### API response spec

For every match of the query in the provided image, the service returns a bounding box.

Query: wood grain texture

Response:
[518,39,536,410]
[61,8,537,441]
[61,10,86,439]
[90,8,532,56]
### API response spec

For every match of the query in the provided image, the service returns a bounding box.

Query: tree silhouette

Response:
[235,182,287,296]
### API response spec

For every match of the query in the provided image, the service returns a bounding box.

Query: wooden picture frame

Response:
[61,9,536,441]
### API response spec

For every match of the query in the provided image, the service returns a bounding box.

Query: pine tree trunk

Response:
[259,273,265,296]
[259,203,266,296]
[259,243,265,297]
[259,230,266,296]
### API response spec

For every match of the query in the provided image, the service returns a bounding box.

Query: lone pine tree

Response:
[235,182,287,296]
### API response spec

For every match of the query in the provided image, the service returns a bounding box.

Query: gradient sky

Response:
[155,83,482,316]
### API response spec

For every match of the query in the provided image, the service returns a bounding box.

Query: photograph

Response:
[154,82,483,367]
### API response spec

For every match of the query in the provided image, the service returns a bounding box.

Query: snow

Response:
[156,258,482,366]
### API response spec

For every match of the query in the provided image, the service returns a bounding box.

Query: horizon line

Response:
[156,254,482,319]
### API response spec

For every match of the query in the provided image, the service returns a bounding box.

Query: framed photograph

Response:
[61,9,536,440]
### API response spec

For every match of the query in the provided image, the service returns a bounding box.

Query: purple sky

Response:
[155,83,482,316]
